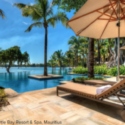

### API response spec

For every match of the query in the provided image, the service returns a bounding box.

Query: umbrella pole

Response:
[117,36,120,81]
[117,1,120,82]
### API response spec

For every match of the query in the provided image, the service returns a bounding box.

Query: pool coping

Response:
[28,74,63,80]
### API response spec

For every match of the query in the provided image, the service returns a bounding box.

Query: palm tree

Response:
[68,36,83,67]
[88,38,94,78]
[14,0,68,76]
[48,53,57,69]
[0,9,5,18]
[79,37,88,67]
[23,52,29,67]
[55,50,63,70]
[65,50,73,68]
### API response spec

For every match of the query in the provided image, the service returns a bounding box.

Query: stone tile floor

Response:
[0,87,125,125]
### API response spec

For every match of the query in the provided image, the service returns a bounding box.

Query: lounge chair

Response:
[77,80,116,87]
[57,79,125,121]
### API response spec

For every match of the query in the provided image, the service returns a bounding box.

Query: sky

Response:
[0,0,76,64]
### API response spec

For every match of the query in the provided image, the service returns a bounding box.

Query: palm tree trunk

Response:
[97,39,100,65]
[88,38,94,78]
[44,27,48,76]
[59,60,61,70]
[77,50,78,67]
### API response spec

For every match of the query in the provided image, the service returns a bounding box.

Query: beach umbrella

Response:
[68,0,125,81]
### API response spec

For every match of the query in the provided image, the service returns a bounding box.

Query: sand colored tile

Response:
[12,107,34,120]
[11,102,27,109]
[75,108,94,118]
[60,112,76,119]
[70,118,99,125]
[92,113,125,125]
[66,115,81,123]
[0,111,13,120]
[44,102,68,115]
[0,87,125,125]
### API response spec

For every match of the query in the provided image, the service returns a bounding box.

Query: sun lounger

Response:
[82,80,116,86]
[57,79,125,121]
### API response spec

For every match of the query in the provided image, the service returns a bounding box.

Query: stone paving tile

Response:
[44,102,68,115]
[11,102,27,109]
[68,118,99,125]
[12,107,34,120]
[0,111,14,120]
[66,115,81,123]
[3,117,16,125]
[75,108,94,118]
[92,113,125,125]
[1,87,125,125]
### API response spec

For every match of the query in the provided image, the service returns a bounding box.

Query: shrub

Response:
[72,65,125,76]
[94,65,107,75]
[107,66,125,76]
[73,65,108,75]
[0,87,9,109]
[72,67,88,74]
[73,77,105,83]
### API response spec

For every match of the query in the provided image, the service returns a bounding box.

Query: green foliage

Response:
[73,65,125,76]
[0,46,30,73]
[73,65,107,75]
[73,77,105,83]
[0,87,9,108]
[72,66,88,74]
[53,0,87,13]
[0,9,5,18]
[14,0,69,31]
[94,65,107,75]
[107,65,125,76]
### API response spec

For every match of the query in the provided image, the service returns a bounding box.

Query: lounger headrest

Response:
[96,79,125,99]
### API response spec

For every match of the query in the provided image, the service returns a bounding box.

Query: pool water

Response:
[0,67,106,93]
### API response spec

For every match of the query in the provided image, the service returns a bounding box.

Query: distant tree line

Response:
[0,46,30,73]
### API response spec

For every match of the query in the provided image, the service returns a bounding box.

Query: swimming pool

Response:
[0,67,107,93]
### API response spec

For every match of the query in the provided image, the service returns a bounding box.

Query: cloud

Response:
[4,0,14,5]
[23,22,30,25]
[30,3,34,5]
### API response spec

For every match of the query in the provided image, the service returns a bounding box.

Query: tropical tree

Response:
[54,50,63,69]
[23,52,29,67]
[68,36,83,67]
[53,0,87,13]
[48,53,57,68]
[14,0,68,76]
[0,46,29,73]
[88,38,94,78]
[54,0,95,77]
[0,9,5,18]
[65,50,73,68]
[79,37,88,67]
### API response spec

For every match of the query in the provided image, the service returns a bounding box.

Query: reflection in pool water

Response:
[0,67,106,93]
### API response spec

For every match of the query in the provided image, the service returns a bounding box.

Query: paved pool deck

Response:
[28,74,63,80]
[0,85,125,125]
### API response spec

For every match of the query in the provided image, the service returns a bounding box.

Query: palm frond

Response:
[25,22,43,32]
[47,11,69,28]
[13,3,27,9]
[0,9,5,18]
[14,3,42,18]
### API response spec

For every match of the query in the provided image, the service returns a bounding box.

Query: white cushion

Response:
[96,85,112,95]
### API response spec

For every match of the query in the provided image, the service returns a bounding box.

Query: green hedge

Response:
[72,65,125,76]
[72,67,88,74]
[73,77,105,83]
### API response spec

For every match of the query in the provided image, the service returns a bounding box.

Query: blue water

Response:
[0,67,106,93]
